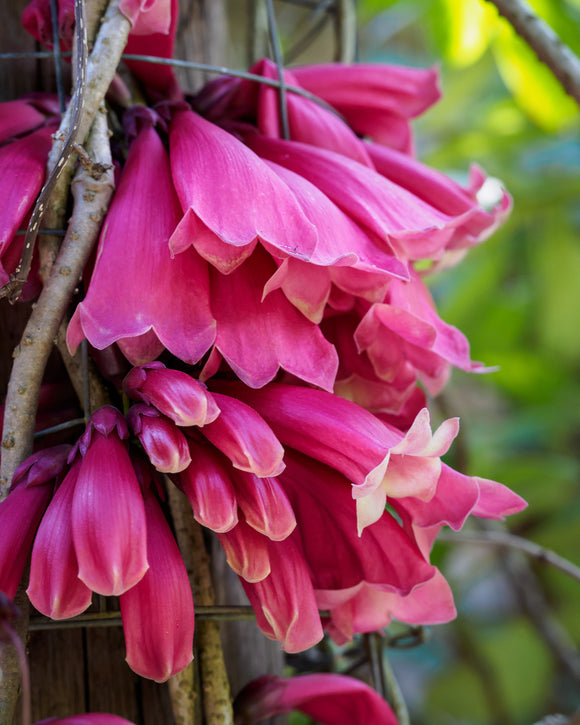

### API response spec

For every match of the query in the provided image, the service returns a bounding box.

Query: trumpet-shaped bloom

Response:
[123,362,220,427]
[241,535,324,653]
[173,438,238,533]
[71,407,148,596]
[200,392,285,477]
[291,62,440,154]
[0,125,54,287]
[246,133,464,263]
[205,247,338,391]
[0,98,46,143]
[120,482,194,682]
[67,118,216,366]
[234,673,399,724]
[168,107,319,257]
[0,446,69,598]
[217,515,272,583]
[127,404,191,473]
[27,460,93,619]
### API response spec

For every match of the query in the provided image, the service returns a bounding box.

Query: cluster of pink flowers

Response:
[0,0,526,720]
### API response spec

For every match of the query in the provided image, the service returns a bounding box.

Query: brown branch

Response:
[0,108,114,496]
[485,0,580,105]
[167,485,234,725]
[440,526,580,684]
[437,530,580,584]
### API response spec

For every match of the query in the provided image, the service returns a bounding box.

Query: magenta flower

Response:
[217,516,271,583]
[0,445,69,598]
[203,246,339,390]
[71,407,148,596]
[0,98,46,143]
[234,673,399,724]
[119,474,194,682]
[354,268,491,396]
[67,114,216,366]
[241,534,324,653]
[0,124,54,288]
[126,404,192,473]
[123,361,219,427]
[200,391,285,477]
[122,0,181,101]
[291,62,440,154]
[27,460,93,619]
[174,438,238,533]
[34,715,136,725]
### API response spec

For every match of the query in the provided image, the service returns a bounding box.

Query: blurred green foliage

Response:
[357,0,580,723]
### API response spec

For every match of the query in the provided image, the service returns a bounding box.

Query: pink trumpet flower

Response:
[67,114,216,366]
[354,268,492,396]
[71,407,148,596]
[126,404,192,473]
[27,460,93,619]
[291,62,441,155]
[120,474,194,682]
[173,438,238,533]
[0,124,54,288]
[212,381,458,531]
[200,392,285,478]
[0,445,70,598]
[123,362,220,427]
[234,673,399,724]
[0,98,46,143]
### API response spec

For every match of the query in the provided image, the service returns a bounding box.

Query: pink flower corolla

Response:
[174,438,238,533]
[197,58,373,166]
[241,534,325,653]
[0,445,70,598]
[123,361,219,427]
[22,0,75,51]
[291,62,440,154]
[225,448,436,652]
[122,0,182,101]
[27,460,93,619]
[366,142,511,257]
[120,468,194,682]
[67,114,216,366]
[354,267,491,396]
[200,246,339,390]
[34,715,136,725]
[212,381,458,532]
[0,98,46,143]
[70,406,148,596]
[119,0,172,35]
[234,673,399,725]
[126,404,191,473]
[0,124,55,289]
[321,309,418,414]
[246,132,493,264]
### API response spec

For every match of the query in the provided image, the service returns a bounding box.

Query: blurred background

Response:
[237,1,580,723]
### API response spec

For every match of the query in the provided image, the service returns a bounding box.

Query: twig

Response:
[485,0,580,105]
[167,485,234,725]
[440,525,580,683]
[437,530,580,584]
[0,108,114,495]
[0,0,89,302]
